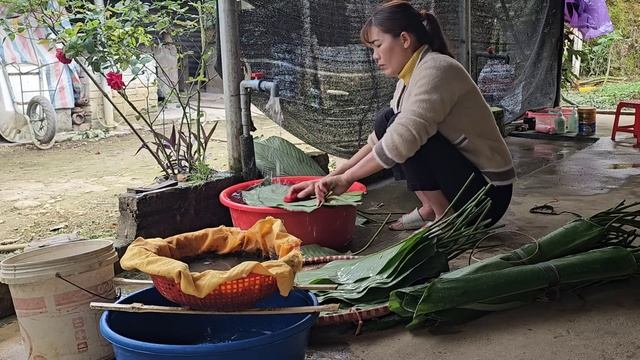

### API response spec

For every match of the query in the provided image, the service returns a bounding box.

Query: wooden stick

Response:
[0,238,20,246]
[296,284,338,291]
[112,278,338,291]
[90,302,340,315]
[112,278,153,286]
[0,244,27,252]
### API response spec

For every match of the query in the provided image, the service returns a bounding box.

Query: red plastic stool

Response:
[611,100,640,148]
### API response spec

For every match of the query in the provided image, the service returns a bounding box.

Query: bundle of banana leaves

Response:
[389,201,640,328]
[296,183,498,305]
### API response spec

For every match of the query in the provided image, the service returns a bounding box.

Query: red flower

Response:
[106,71,125,91]
[55,48,72,64]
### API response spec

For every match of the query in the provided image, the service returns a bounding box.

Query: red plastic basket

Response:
[151,273,278,311]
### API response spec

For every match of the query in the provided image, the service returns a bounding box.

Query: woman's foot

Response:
[389,207,435,231]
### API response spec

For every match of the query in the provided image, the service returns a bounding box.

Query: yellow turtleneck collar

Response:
[398,45,427,85]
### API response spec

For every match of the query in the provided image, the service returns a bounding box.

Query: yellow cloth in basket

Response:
[120,217,303,298]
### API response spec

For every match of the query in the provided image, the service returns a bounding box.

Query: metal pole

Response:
[466,0,472,71]
[458,0,468,71]
[553,6,564,108]
[218,0,244,174]
[94,0,115,128]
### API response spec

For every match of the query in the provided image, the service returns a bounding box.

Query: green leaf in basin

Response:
[241,183,363,213]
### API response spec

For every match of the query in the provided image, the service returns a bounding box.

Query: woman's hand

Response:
[284,175,354,205]
[314,175,353,205]
[284,180,318,202]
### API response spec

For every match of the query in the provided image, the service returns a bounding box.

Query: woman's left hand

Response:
[314,174,353,205]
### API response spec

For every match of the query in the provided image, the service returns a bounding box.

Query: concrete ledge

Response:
[55,109,73,132]
[115,172,241,255]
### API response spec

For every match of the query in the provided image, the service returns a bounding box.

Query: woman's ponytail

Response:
[361,2,454,59]
[421,11,454,58]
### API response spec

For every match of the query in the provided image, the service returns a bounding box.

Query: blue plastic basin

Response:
[100,287,318,360]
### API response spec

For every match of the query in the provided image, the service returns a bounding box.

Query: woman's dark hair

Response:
[360,1,453,58]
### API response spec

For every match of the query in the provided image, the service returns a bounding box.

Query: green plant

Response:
[187,160,217,184]
[0,0,219,180]
[563,81,640,108]
[563,1,640,81]
[606,0,640,79]
[581,30,622,78]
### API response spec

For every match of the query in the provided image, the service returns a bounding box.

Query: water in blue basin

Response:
[100,287,318,360]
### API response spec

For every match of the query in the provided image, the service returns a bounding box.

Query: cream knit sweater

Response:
[367,49,516,185]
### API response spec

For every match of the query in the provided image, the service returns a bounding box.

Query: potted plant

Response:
[0,0,241,246]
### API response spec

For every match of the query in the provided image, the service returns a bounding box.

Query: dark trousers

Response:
[374,107,512,226]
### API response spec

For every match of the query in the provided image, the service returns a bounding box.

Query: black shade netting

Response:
[236,0,563,158]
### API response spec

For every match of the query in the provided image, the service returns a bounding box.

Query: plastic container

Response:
[554,112,566,134]
[559,107,574,118]
[151,272,277,311]
[578,107,597,122]
[100,287,318,360]
[0,240,118,360]
[567,106,579,133]
[219,176,366,249]
[579,122,597,136]
[527,108,571,119]
[578,107,597,136]
[529,112,556,127]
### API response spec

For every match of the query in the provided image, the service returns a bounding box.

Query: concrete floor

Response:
[305,116,640,360]
[2,115,640,359]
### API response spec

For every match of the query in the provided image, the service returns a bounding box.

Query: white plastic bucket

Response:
[0,240,118,360]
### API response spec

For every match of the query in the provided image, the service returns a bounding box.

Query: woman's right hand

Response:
[284,180,318,202]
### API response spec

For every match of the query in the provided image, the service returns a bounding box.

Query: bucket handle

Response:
[56,273,120,301]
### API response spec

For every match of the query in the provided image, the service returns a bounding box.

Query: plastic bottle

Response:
[567,106,578,133]
[554,111,566,135]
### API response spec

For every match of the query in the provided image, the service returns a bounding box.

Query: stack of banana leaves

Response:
[296,184,499,306]
[390,201,640,329]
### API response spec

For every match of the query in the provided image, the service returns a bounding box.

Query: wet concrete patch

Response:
[346,136,620,255]
[506,137,593,178]
[517,139,640,196]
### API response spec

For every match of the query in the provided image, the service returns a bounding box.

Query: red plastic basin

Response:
[219,176,366,249]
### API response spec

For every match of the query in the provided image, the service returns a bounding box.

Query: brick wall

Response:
[88,67,158,126]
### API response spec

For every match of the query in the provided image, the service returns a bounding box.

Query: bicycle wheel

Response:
[26,95,57,145]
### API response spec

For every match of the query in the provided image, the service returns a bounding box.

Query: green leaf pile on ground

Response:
[563,81,640,109]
